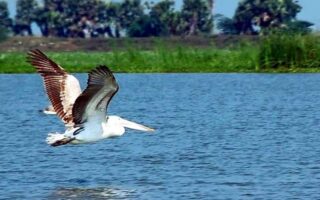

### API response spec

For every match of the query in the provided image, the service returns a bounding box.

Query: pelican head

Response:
[107,115,155,132]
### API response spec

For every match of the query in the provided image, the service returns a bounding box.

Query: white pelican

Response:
[28,49,82,115]
[27,49,154,146]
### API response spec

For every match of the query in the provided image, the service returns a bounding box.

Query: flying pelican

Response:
[27,49,154,146]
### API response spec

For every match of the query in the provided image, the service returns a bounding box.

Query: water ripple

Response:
[1,74,320,199]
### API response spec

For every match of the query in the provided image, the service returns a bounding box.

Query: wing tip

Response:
[88,65,116,84]
[26,49,66,75]
[92,65,113,75]
[26,48,44,61]
[26,48,46,65]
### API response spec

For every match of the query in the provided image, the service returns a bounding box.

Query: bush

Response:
[0,26,9,42]
[259,34,320,69]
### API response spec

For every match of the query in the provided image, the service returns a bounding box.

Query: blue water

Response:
[1,74,320,199]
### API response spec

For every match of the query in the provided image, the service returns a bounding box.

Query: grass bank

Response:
[0,34,320,73]
[0,45,259,73]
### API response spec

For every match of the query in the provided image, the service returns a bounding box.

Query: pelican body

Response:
[48,115,153,145]
[27,49,154,147]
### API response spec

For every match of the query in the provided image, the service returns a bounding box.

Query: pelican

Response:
[27,49,154,146]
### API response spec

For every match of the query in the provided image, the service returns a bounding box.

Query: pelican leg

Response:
[46,133,75,147]
[50,137,75,147]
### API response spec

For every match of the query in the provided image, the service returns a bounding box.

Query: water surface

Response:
[1,74,320,199]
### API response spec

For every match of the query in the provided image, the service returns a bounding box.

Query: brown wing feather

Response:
[72,66,119,126]
[27,49,73,124]
[27,49,66,75]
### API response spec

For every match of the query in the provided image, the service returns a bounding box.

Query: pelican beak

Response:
[120,118,155,132]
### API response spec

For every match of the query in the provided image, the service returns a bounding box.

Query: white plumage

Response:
[28,49,154,147]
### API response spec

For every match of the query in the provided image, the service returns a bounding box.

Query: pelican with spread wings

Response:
[27,49,154,147]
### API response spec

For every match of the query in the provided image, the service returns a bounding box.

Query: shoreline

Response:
[1,36,319,73]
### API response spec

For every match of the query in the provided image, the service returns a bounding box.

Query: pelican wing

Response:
[72,66,119,126]
[27,49,81,125]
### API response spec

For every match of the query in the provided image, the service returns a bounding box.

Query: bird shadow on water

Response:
[47,186,137,200]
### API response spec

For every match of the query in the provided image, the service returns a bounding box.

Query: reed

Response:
[1,35,320,73]
[259,34,320,70]
[0,45,258,73]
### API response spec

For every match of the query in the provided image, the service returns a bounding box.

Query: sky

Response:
[4,0,320,34]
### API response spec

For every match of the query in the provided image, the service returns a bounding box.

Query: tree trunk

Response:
[188,12,198,36]
[208,0,215,34]
[115,23,120,38]
[27,25,33,36]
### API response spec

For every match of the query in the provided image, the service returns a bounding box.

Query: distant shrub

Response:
[259,34,320,69]
[0,26,9,42]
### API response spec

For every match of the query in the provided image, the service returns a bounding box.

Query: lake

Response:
[1,74,320,199]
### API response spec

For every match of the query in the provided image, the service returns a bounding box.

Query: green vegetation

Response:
[0,45,258,73]
[1,34,320,73]
[4,0,310,38]
[8,0,213,38]
[0,1,11,41]
[216,0,312,35]
[0,0,317,73]
[259,34,320,70]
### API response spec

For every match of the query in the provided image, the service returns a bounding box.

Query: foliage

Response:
[2,0,215,38]
[0,43,258,73]
[218,0,312,35]
[259,34,320,69]
[127,14,166,37]
[116,0,145,36]
[1,0,315,38]
[14,0,38,36]
[34,0,112,37]
[147,0,175,36]
[0,1,11,41]
[0,26,8,42]
[180,0,213,36]
[284,20,314,34]
[0,1,11,27]
[2,35,320,73]
[215,14,238,35]
[125,0,214,37]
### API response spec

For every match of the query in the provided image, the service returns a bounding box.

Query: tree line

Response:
[0,0,313,39]
[216,0,313,35]
[0,0,213,38]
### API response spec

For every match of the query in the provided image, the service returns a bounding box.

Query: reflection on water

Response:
[48,186,136,200]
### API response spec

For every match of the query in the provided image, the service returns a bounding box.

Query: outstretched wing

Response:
[72,66,119,126]
[27,49,81,125]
